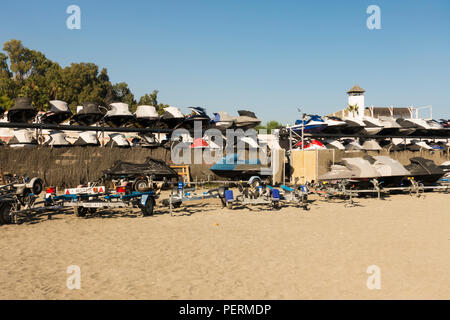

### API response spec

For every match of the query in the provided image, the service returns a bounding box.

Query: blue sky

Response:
[1,0,449,123]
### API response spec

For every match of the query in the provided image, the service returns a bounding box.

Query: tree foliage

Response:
[0,39,165,112]
[256,120,283,133]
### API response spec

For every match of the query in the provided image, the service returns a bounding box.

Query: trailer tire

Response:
[141,197,155,216]
[74,207,87,218]
[0,203,12,224]
[134,179,149,192]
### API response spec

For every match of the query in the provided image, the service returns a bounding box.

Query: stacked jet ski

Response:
[134,105,159,128]
[235,110,261,130]
[319,156,444,188]
[8,98,38,147]
[182,107,211,130]
[70,102,104,126]
[44,130,71,147]
[103,102,135,127]
[40,100,72,124]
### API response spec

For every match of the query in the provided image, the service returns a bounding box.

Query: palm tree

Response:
[347,104,359,118]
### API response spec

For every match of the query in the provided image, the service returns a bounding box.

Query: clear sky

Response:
[1,0,449,123]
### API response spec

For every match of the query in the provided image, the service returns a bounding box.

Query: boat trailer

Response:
[0,180,158,225]
[44,183,157,218]
[163,177,310,214]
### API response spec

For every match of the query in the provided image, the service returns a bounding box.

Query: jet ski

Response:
[8,129,38,148]
[103,103,135,127]
[395,118,418,136]
[160,106,185,129]
[235,110,261,130]
[211,111,236,130]
[323,139,346,150]
[319,157,380,189]
[40,100,72,124]
[341,118,366,135]
[134,105,159,128]
[361,139,382,151]
[364,155,410,187]
[322,116,347,134]
[7,97,37,123]
[131,133,166,148]
[102,157,179,182]
[104,133,131,148]
[404,157,445,185]
[427,120,446,137]
[291,115,328,134]
[361,117,384,135]
[182,107,211,130]
[44,130,71,147]
[71,102,104,126]
[294,139,327,150]
[72,131,100,146]
[376,117,402,136]
[399,118,434,137]
[342,139,364,151]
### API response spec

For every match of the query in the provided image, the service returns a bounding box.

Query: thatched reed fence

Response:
[0,147,172,187]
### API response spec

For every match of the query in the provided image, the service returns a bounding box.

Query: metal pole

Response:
[301,113,305,151]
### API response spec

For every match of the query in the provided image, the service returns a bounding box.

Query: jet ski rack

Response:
[0,122,173,134]
[302,132,450,139]
[311,180,359,207]
[312,178,450,207]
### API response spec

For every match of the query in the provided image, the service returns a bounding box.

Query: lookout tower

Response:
[347,85,365,118]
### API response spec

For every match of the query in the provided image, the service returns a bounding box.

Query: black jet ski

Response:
[182,107,211,130]
[404,157,445,185]
[71,102,104,126]
[7,97,37,123]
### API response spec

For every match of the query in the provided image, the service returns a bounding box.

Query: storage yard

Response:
[0,85,449,300]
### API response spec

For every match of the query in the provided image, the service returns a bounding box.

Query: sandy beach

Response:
[0,192,449,300]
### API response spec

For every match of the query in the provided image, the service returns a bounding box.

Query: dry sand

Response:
[0,192,450,300]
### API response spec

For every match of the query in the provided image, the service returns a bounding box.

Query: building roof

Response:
[347,85,365,94]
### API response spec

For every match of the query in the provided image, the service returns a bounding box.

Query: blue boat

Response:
[210,154,270,179]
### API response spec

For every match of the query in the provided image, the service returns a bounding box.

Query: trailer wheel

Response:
[134,179,149,192]
[74,207,88,217]
[141,197,155,216]
[0,203,12,224]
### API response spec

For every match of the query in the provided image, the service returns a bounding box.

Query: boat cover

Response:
[341,157,380,178]
[103,158,178,180]
[405,157,445,176]
[135,105,159,119]
[7,97,37,123]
